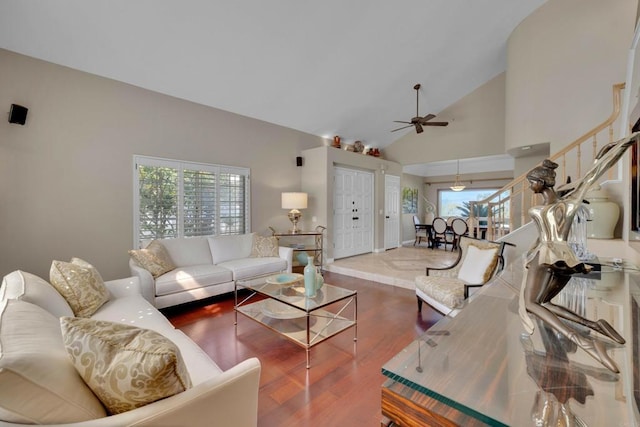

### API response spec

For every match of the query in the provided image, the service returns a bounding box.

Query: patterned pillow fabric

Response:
[49,258,110,318]
[457,244,499,285]
[60,317,192,415]
[250,235,279,258]
[129,240,176,277]
[0,300,107,424]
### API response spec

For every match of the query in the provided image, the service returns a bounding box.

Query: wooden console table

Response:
[382,258,640,426]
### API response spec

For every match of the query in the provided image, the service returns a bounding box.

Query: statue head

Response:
[527,159,558,188]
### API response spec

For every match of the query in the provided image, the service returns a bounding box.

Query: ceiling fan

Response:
[391,83,448,134]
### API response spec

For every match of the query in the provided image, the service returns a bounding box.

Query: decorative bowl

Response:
[265,273,304,286]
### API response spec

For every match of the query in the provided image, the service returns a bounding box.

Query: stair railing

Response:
[469,82,626,241]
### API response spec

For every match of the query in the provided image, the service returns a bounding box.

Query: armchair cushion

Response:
[415,275,465,309]
[60,317,192,415]
[0,300,107,424]
[49,258,111,318]
[457,244,500,285]
[129,240,176,278]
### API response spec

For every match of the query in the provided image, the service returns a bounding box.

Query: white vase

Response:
[585,185,619,239]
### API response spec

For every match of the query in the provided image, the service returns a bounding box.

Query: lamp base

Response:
[288,210,302,234]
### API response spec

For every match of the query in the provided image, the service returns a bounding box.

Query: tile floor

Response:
[324,243,458,290]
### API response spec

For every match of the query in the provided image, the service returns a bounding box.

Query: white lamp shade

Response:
[281,192,308,209]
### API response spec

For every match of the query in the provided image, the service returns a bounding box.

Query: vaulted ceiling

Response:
[0,0,546,155]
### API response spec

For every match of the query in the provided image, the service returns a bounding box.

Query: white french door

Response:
[384,174,400,250]
[333,167,374,259]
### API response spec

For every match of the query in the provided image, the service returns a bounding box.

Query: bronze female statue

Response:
[519,133,638,373]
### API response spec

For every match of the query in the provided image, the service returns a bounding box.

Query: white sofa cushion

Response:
[50,258,111,318]
[60,317,192,415]
[218,257,287,281]
[0,270,73,317]
[208,233,254,264]
[0,300,107,424]
[161,237,213,267]
[155,265,233,297]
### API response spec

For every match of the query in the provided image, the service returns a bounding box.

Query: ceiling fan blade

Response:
[415,123,423,134]
[393,120,412,124]
[423,122,449,126]
[391,124,413,132]
[421,114,436,122]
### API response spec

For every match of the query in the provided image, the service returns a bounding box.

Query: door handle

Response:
[385,216,390,219]
[352,217,359,220]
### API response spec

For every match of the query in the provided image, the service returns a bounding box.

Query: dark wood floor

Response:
[164,271,443,427]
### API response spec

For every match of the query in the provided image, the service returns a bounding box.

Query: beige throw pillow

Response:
[129,240,176,277]
[250,235,279,257]
[49,258,110,318]
[60,317,192,415]
[457,244,499,285]
[0,300,107,424]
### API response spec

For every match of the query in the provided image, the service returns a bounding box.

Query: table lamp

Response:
[281,192,307,233]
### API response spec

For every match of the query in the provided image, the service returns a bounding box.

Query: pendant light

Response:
[450,160,466,192]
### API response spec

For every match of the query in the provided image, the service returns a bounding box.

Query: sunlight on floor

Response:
[325,245,458,290]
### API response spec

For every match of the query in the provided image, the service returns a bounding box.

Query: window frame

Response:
[133,155,250,248]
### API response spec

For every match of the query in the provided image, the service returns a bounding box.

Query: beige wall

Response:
[505,0,637,152]
[384,73,506,165]
[0,49,323,280]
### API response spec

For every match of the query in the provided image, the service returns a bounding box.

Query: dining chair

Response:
[431,217,450,250]
[413,215,429,246]
[450,217,469,251]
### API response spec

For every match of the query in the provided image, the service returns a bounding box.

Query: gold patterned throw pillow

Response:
[60,317,192,415]
[49,258,110,318]
[128,240,176,277]
[250,235,279,257]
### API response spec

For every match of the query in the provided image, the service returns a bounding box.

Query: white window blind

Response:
[133,156,250,247]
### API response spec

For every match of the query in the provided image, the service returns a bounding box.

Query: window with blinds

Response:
[134,156,250,247]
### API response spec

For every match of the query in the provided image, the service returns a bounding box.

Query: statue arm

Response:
[564,132,639,201]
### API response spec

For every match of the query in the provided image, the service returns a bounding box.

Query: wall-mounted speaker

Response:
[296,156,303,167]
[9,104,28,125]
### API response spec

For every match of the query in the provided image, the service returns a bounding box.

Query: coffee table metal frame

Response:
[234,275,357,368]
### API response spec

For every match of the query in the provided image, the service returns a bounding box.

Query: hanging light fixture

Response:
[450,160,466,192]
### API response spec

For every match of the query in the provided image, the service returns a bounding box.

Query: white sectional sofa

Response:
[0,270,261,427]
[129,233,293,309]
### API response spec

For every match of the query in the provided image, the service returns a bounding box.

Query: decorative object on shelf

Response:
[585,185,619,239]
[518,132,638,374]
[295,251,310,266]
[303,255,316,297]
[353,140,364,153]
[332,136,341,148]
[281,192,308,234]
[344,144,355,152]
[367,148,381,157]
[450,160,465,191]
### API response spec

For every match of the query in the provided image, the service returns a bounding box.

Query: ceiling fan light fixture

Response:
[450,160,466,192]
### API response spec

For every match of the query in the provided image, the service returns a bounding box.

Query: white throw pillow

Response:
[0,300,107,424]
[208,233,254,264]
[0,270,73,317]
[457,244,499,285]
[60,317,192,415]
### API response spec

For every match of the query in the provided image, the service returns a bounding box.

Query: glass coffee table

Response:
[235,274,357,368]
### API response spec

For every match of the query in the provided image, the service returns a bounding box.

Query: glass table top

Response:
[382,259,640,426]
[236,274,356,313]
